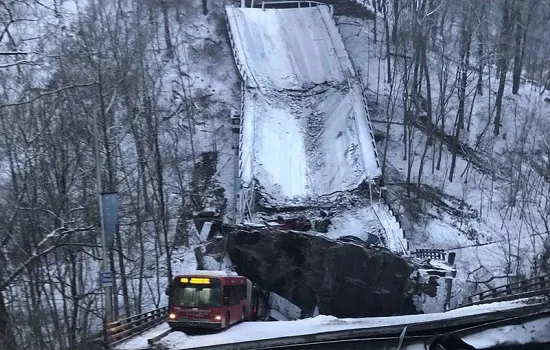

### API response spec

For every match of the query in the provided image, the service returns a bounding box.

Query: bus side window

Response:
[223,287,231,306]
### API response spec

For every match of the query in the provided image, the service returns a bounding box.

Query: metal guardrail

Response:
[457,275,550,309]
[413,248,446,260]
[106,306,168,346]
[245,1,326,9]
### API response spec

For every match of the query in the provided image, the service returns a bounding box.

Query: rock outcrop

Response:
[226,228,413,318]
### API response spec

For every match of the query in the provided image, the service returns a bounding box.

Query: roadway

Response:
[113,297,550,350]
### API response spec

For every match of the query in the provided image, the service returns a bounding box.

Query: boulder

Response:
[226,228,413,318]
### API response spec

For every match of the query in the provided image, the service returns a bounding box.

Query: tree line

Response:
[0,0,230,348]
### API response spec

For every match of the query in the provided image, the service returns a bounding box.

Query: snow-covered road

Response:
[116,298,549,349]
[226,6,351,90]
[226,5,381,206]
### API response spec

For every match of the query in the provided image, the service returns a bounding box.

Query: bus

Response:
[166,270,267,330]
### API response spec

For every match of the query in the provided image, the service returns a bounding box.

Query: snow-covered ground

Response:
[115,297,549,349]
[227,5,381,206]
[336,8,550,305]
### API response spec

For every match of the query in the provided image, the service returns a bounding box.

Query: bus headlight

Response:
[169,313,177,320]
[214,315,222,321]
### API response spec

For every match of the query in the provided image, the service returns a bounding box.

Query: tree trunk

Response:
[161,0,174,58]
[457,12,472,130]
[476,2,486,95]
[0,292,17,350]
[154,130,173,284]
[383,0,392,83]
[511,9,523,94]
[494,0,512,136]
[69,252,79,349]
[131,119,148,314]
[448,116,460,183]
[417,43,433,189]
[391,0,399,46]
[202,0,208,15]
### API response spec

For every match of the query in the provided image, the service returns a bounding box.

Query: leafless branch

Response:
[0,51,29,55]
[0,82,97,108]
[0,225,94,292]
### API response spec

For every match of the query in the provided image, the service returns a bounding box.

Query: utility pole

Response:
[93,110,113,336]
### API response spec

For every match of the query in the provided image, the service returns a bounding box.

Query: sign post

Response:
[92,110,114,344]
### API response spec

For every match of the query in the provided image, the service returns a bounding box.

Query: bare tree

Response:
[494,0,513,136]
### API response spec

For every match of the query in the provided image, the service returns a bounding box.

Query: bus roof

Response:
[180,270,239,277]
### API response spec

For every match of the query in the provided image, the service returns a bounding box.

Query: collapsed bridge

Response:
[225,3,381,215]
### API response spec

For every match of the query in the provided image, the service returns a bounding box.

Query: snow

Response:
[116,323,170,350]
[336,12,550,306]
[228,6,381,207]
[198,222,213,242]
[324,205,383,241]
[171,247,199,277]
[225,6,352,90]
[463,317,550,348]
[372,201,408,254]
[354,0,375,13]
[244,90,308,198]
[428,259,456,271]
[184,270,239,277]
[153,298,547,349]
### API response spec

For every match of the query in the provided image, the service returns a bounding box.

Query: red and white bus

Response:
[166,271,267,330]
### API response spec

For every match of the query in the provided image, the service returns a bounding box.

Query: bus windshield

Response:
[172,285,222,307]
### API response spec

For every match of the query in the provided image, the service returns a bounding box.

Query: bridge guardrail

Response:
[245,1,326,9]
[413,248,446,260]
[106,306,168,346]
[413,249,456,265]
[457,274,550,309]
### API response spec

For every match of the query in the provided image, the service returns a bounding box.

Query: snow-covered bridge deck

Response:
[226,5,380,206]
[115,297,550,349]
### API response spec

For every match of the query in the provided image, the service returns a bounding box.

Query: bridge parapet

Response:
[456,274,550,309]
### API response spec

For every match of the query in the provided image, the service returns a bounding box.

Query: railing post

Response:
[447,252,456,265]
[521,280,528,292]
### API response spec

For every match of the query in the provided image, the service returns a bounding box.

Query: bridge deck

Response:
[117,297,548,350]
[226,5,380,206]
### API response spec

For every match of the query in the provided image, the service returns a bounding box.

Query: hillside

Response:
[338,1,550,303]
[1,0,550,348]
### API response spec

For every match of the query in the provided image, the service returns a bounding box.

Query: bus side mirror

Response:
[223,296,230,306]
